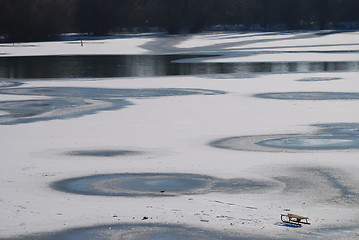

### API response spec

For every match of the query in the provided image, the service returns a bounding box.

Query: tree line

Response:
[1,0,358,42]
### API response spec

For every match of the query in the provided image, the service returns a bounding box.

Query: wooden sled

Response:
[281,213,310,226]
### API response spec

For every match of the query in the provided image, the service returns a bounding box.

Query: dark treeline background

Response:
[1,0,359,41]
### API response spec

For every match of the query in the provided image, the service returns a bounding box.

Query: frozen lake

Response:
[1,31,359,240]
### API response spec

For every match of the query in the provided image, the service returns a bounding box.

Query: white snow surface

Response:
[1,31,359,239]
[0,34,151,56]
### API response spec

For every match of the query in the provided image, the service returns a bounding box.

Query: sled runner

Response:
[281,213,310,226]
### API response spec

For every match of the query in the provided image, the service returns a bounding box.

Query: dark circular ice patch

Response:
[254,92,359,100]
[316,124,359,136]
[209,135,299,152]
[296,77,341,82]
[2,223,265,240]
[258,136,359,150]
[52,173,276,197]
[52,173,214,197]
[66,150,142,157]
[210,123,359,152]
[324,127,359,136]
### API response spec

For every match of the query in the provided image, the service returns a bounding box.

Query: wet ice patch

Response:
[0,98,131,125]
[209,134,297,152]
[52,173,213,197]
[0,87,225,98]
[324,127,359,136]
[51,173,277,197]
[315,123,359,136]
[258,136,359,150]
[2,223,256,240]
[254,92,359,100]
[66,150,142,157]
[296,77,341,82]
[0,87,224,125]
[210,123,359,152]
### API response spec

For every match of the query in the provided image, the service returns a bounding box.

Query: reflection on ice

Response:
[0,55,212,79]
[0,55,358,79]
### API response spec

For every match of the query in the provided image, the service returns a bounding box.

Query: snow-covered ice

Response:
[0,31,359,239]
[0,34,152,56]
